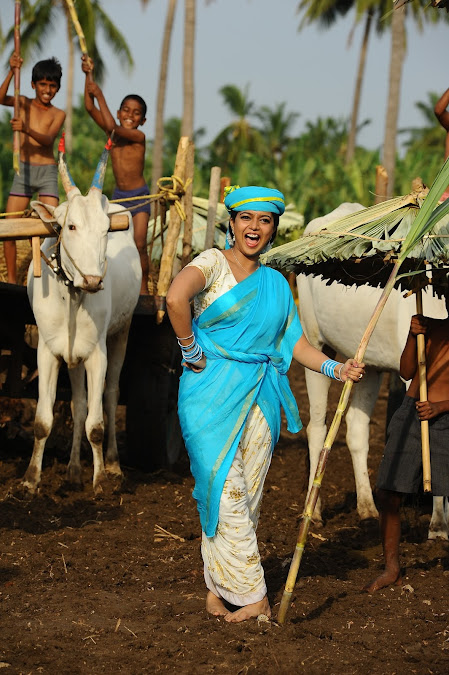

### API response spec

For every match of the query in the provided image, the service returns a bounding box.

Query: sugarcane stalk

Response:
[415,288,431,492]
[278,259,402,625]
[65,0,87,54]
[13,0,21,175]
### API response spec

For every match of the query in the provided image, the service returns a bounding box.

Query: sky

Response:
[0,0,448,156]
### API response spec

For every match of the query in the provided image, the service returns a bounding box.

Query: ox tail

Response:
[58,134,81,198]
[90,136,113,193]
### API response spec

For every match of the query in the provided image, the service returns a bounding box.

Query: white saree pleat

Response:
[201,404,272,606]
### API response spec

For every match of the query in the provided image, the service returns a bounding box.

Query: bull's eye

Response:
[68,224,76,231]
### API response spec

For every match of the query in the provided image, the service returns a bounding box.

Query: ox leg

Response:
[345,370,383,521]
[84,345,108,494]
[428,497,449,540]
[103,326,130,477]
[66,363,87,486]
[305,369,332,526]
[22,342,60,493]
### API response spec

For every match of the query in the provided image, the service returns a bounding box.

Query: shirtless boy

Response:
[81,56,150,296]
[0,53,65,283]
[365,310,449,593]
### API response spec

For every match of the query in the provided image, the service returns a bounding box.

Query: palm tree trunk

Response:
[181,0,195,139]
[151,0,177,197]
[382,5,406,198]
[63,1,74,154]
[345,9,373,165]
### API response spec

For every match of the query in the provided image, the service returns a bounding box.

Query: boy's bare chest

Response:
[23,104,56,131]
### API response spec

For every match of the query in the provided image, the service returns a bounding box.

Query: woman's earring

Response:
[226,224,235,248]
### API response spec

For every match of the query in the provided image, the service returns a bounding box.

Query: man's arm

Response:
[0,53,23,107]
[11,108,66,147]
[434,88,449,132]
[400,314,427,381]
[81,56,109,132]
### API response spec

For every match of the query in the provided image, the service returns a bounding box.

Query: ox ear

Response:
[30,200,58,224]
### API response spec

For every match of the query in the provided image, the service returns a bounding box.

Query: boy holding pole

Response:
[0,53,65,283]
[81,56,150,296]
[365,309,449,593]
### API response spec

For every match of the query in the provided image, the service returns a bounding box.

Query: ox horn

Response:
[58,133,80,197]
[90,136,113,193]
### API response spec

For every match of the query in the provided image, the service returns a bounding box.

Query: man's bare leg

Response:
[4,194,31,284]
[224,595,271,623]
[206,591,229,617]
[132,211,150,295]
[364,489,402,593]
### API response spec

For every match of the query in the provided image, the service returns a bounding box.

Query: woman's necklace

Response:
[231,246,259,274]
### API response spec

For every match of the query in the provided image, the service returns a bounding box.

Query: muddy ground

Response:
[1,355,448,675]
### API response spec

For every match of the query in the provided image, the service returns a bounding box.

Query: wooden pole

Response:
[220,177,231,203]
[374,165,388,205]
[0,214,129,240]
[13,0,21,175]
[181,140,195,268]
[278,260,402,625]
[415,288,431,492]
[156,136,190,324]
[205,167,221,250]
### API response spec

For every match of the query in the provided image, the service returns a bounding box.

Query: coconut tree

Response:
[382,1,449,197]
[255,102,300,165]
[297,0,390,165]
[181,0,196,140]
[150,0,178,196]
[6,0,133,152]
[211,84,263,172]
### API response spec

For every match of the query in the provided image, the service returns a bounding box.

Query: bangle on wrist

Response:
[320,358,340,380]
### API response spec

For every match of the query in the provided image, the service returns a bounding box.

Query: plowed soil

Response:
[1,358,448,675]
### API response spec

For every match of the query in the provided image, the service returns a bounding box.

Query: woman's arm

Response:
[166,266,208,372]
[293,334,365,383]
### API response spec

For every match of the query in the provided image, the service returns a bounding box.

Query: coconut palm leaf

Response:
[264,157,449,294]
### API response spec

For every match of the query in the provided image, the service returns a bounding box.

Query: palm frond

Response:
[263,157,449,293]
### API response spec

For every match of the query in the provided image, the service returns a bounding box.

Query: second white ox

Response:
[298,203,449,539]
[23,142,141,494]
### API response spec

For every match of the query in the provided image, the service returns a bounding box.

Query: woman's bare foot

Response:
[206,591,229,617]
[224,595,271,623]
[363,569,402,593]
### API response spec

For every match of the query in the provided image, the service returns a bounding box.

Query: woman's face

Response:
[232,210,275,256]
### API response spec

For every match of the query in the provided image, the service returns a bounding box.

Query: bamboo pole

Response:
[205,167,221,250]
[65,0,88,55]
[13,0,21,175]
[156,136,190,324]
[277,260,402,625]
[0,214,129,240]
[415,288,431,492]
[181,140,195,268]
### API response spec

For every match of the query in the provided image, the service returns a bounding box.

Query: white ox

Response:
[298,203,449,539]
[22,144,141,494]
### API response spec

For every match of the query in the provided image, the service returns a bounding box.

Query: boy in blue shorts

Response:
[0,53,65,283]
[81,56,150,295]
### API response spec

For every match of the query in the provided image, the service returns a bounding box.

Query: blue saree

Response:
[178,264,303,537]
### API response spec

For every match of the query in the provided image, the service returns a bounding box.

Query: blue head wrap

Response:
[223,185,285,216]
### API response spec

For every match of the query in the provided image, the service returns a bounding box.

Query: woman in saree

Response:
[166,185,365,623]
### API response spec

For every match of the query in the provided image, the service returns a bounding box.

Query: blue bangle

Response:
[179,334,203,363]
[320,358,340,380]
